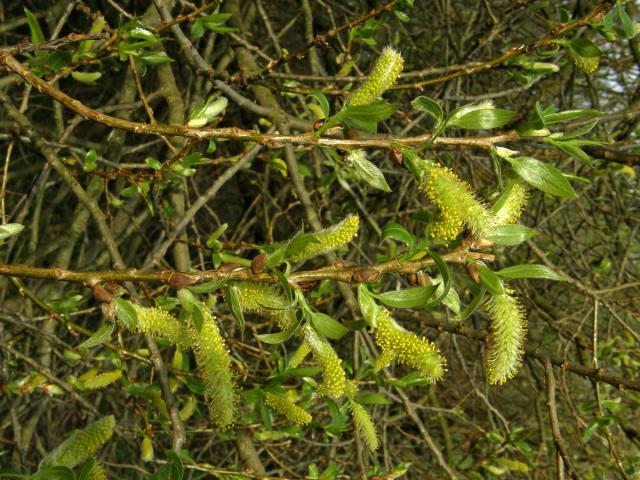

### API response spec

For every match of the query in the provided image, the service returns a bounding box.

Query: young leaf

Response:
[226,284,245,338]
[411,96,444,125]
[309,311,349,340]
[486,224,537,246]
[456,286,486,321]
[497,264,567,281]
[114,297,138,330]
[308,91,330,118]
[381,222,415,247]
[447,108,515,130]
[342,101,397,123]
[374,285,439,308]
[477,266,504,295]
[505,156,576,198]
[24,8,45,43]
[348,149,391,192]
[78,322,114,350]
[0,223,24,240]
[357,284,379,327]
[71,71,102,84]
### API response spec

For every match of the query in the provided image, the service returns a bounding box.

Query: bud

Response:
[189,311,236,429]
[289,215,360,262]
[347,46,404,107]
[141,435,154,463]
[265,392,312,425]
[303,325,347,398]
[372,307,445,383]
[40,415,115,468]
[351,402,378,451]
[486,289,527,385]
[251,252,268,275]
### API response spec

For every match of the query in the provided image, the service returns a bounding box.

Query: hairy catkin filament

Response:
[372,307,445,383]
[492,181,528,226]
[40,415,115,468]
[265,392,312,425]
[486,289,527,385]
[130,304,190,349]
[289,215,360,262]
[303,325,347,398]
[420,163,494,242]
[351,402,379,451]
[347,46,404,107]
[189,311,236,429]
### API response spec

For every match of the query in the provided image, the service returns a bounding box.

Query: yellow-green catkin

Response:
[179,396,196,422]
[486,289,527,385]
[265,392,312,426]
[570,51,599,74]
[351,402,379,451]
[289,215,360,262]
[420,163,494,242]
[40,415,115,468]
[288,340,311,368]
[234,282,294,330]
[347,46,404,107]
[86,460,107,480]
[372,307,445,383]
[140,435,154,463]
[83,370,122,390]
[492,181,528,226]
[189,311,236,429]
[131,305,190,349]
[303,325,347,398]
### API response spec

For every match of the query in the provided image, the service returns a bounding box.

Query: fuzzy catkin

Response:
[303,325,347,398]
[82,370,122,390]
[86,460,107,480]
[40,415,115,468]
[347,46,404,107]
[289,340,311,368]
[234,282,295,330]
[486,290,527,385]
[265,392,312,425]
[372,307,445,383]
[189,311,236,429]
[289,215,360,262]
[130,304,190,349]
[492,181,528,226]
[420,163,494,242]
[351,402,379,451]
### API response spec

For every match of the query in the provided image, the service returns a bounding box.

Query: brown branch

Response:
[0,32,110,55]
[0,47,518,150]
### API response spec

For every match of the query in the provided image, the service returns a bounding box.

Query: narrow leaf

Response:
[505,156,576,198]
[497,264,567,281]
[374,285,439,309]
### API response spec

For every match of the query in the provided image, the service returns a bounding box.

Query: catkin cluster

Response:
[289,215,360,262]
[234,282,295,330]
[486,289,527,385]
[265,392,312,425]
[372,307,445,383]
[189,311,236,429]
[130,304,190,349]
[40,415,115,468]
[420,163,494,242]
[347,46,404,107]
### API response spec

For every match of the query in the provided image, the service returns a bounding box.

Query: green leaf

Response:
[456,286,486,321]
[187,278,228,294]
[30,467,75,480]
[226,284,245,339]
[24,8,45,43]
[381,222,415,247]
[423,250,451,308]
[505,156,576,198]
[137,52,173,65]
[618,5,636,39]
[486,224,538,246]
[0,223,24,240]
[349,151,391,192]
[447,108,515,130]
[374,285,439,309]
[497,264,567,281]
[357,284,379,328]
[477,266,504,295]
[342,101,397,123]
[114,297,138,330]
[568,38,601,59]
[355,392,391,405]
[411,96,444,125]
[309,311,349,340]
[78,322,114,350]
[545,138,592,166]
[543,109,600,124]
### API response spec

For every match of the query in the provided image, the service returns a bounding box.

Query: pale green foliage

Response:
[351,402,379,451]
[289,214,360,262]
[347,46,404,107]
[303,325,347,398]
[40,415,115,468]
[372,307,445,382]
[420,162,494,241]
[131,304,190,348]
[486,289,527,384]
[189,311,236,429]
[265,392,312,425]
[493,181,528,226]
